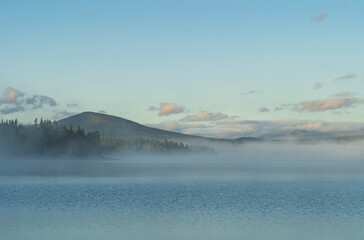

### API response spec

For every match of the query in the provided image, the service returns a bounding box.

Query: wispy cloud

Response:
[147,106,159,111]
[274,104,291,111]
[259,106,269,113]
[296,98,364,112]
[148,102,185,116]
[241,89,264,96]
[331,92,356,97]
[67,103,79,108]
[332,110,351,116]
[0,87,57,114]
[311,13,327,22]
[180,111,229,122]
[312,82,323,90]
[334,74,356,81]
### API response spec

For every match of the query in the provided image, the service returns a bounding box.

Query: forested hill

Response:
[58,112,208,141]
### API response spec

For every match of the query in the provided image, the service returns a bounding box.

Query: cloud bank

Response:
[147,117,364,139]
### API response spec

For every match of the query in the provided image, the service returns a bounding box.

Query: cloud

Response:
[313,82,323,90]
[331,92,356,97]
[311,13,327,22]
[26,95,57,109]
[296,98,364,112]
[52,111,77,120]
[148,102,185,116]
[67,103,79,108]
[334,74,356,81]
[274,104,291,111]
[0,87,25,105]
[0,87,57,114]
[180,111,229,122]
[0,106,25,115]
[241,89,264,96]
[147,106,159,111]
[159,103,184,116]
[259,106,269,113]
[332,110,351,116]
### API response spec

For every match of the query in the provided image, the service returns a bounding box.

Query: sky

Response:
[1,0,364,138]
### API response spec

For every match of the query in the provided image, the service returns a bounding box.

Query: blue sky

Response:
[1,0,364,138]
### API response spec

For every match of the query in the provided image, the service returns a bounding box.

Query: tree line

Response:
[101,138,192,153]
[0,118,213,158]
[0,118,101,158]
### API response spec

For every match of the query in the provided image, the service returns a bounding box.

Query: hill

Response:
[58,112,209,141]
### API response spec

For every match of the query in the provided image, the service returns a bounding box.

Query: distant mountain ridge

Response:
[58,112,364,143]
[261,130,335,140]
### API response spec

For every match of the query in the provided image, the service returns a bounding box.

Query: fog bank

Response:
[1,141,364,178]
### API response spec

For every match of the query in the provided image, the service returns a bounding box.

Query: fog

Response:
[1,141,364,179]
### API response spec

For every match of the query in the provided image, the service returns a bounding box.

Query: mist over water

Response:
[1,141,364,178]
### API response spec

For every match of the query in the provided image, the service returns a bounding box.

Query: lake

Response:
[2,174,364,240]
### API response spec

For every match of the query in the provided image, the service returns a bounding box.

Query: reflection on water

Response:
[1,177,364,240]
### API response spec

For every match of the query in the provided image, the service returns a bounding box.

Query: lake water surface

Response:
[2,176,364,240]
